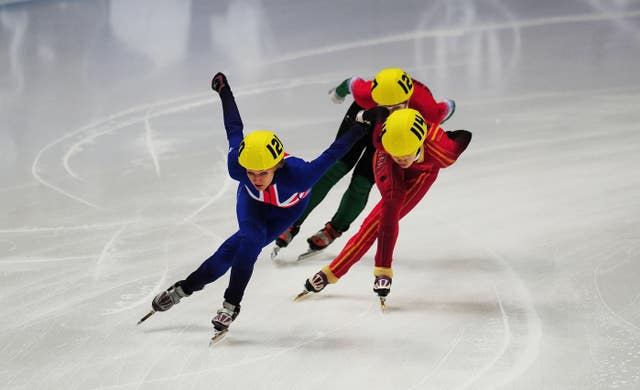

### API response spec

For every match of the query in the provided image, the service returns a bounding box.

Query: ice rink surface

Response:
[1,0,640,389]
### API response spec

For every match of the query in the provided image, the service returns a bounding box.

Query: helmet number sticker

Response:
[410,115,426,141]
[266,136,283,159]
[397,73,413,94]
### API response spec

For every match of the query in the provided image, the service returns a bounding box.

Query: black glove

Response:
[356,106,390,127]
[211,72,229,94]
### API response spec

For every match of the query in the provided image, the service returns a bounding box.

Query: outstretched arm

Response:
[297,107,389,189]
[212,72,244,149]
[212,72,245,180]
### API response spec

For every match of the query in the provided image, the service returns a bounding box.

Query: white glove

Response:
[328,87,345,104]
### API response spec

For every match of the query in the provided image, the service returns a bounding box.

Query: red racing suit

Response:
[322,121,471,282]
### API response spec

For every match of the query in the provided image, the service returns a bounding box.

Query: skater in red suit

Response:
[296,108,471,307]
[273,68,455,258]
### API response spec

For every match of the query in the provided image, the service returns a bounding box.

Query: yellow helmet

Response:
[380,109,427,157]
[371,68,414,106]
[238,130,285,170]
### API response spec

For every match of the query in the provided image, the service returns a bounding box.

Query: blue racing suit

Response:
[182,85,368,306]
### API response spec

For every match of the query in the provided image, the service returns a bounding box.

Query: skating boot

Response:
[276,225,300,248]
[298,222,342,261]
[210,301,241,345]
[212,301,241,331]
[373,275,392,311]
[271,225,300,259]
[294,270,329,300]
[138,281,190,324]
[307,222,342,250]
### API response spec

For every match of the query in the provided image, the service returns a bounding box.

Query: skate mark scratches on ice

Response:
[408,326,468,390]
[453,284,511,390]
[182,147,233,224]
[93,302,377,389]
[0,221,138,234]
[434,214,542,388]
[0,254,96,265]
[93,223,129,280]
[260,9,640,65]
[101,237,171,316]
[593,245,640,333]
[144,108,161,177]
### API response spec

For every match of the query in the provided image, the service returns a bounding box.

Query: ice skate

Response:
[304,222,341,252]
[294,270,329,300]
[138,281,190,325]
[209,301,240,345]
[271,225,300,260]
[373,275,392,312]
[297,223,341,261]
[296,248,324,261]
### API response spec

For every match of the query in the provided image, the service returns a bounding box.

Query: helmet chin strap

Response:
[413,148,421,162]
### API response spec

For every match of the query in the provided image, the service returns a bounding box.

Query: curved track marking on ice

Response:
[261,10,640,65]
[454,284,512,390]
[62,145,83,180]
[58,99,213,185]
[408,327,468,390]
[32,92,209,207]
[434,214,542,389]
[593,246,640,333]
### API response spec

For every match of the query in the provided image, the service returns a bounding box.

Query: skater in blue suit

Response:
[143,72,388,334]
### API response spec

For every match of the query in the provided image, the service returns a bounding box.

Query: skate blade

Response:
[270,246,281,260]
[137,309,156,325]
[209,329,229,346]
[379,297,386,312]
[294,290,310,301]
[297,249,323,261]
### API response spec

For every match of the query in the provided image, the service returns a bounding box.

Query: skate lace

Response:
[374,276,391,291]
[213,308,235,327]
[309,272,328,291]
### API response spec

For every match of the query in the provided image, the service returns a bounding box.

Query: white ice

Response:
[1,0,640,389]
